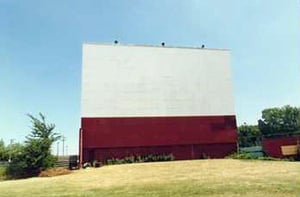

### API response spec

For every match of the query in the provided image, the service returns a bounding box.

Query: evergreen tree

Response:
[7,113,61,178]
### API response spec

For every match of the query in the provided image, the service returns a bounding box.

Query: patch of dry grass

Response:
[38,167,72,177]
[0,159,299,197]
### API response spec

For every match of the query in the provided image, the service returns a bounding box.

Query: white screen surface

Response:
[81,44,235,117]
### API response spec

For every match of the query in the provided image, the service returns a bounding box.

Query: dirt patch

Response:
[39,168,71,177]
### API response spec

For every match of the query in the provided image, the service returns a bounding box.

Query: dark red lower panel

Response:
[262,136,300,158]
[81,115,237,147]
[82,143,237,163]
[80,115,237,163]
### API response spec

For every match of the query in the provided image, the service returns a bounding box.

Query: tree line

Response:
[238,105,300,147]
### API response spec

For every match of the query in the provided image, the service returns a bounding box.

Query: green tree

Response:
[0,139,8,161]
[238,123,261,147]
[26,113,61,143]
[258,105,300,136]
[7,142,23,162]
[0,140,23,162]
[7,113,61,178]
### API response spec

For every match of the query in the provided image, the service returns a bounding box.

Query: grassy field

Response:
[0,159,299,197]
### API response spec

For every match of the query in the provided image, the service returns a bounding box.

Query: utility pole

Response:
[66,145,68,156]
[62,136,66,156]
[8,139,15,162]
[57,141,60,157]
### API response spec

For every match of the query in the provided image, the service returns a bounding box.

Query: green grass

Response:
[0,159,299,197]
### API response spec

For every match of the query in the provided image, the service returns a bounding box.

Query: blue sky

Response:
[0,1,299,154]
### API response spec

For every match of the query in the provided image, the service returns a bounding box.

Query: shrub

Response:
[0,166,7,180]
[6,148,29,178]
[227,152,292,161]
[256,156,282,161]
[105,153,175,165]
[226,152,258,160]
[6,140,58,178]
[124,156,135,163]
